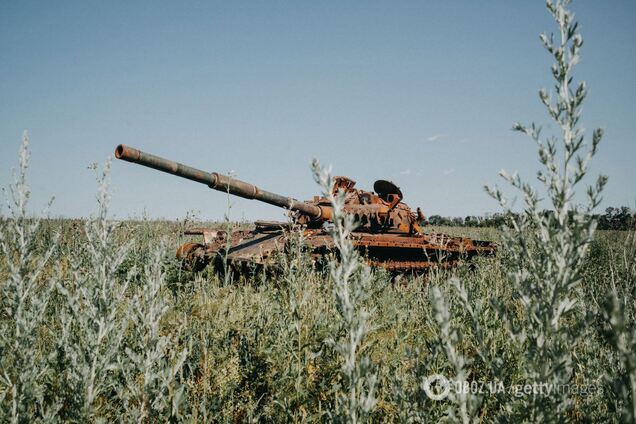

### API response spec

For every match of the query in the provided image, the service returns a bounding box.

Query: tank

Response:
[115,144,496,275]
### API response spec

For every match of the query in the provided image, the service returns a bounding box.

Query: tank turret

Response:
[115,145,422,234]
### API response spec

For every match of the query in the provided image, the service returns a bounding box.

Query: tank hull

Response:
[177,221,496,275]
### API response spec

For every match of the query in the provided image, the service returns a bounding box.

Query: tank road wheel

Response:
[176,242,210,272]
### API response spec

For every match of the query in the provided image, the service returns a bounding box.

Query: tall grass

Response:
[313,160,378,423]
[601,229,636,422]
[0,133,59,422]
[482,0,607,420]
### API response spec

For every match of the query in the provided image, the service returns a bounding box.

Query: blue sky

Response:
[1,1,634,221]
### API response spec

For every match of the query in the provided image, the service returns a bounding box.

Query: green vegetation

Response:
[1,196,634,422]
[1,0,634,422]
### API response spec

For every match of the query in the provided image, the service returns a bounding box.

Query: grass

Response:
[1,212,633,422]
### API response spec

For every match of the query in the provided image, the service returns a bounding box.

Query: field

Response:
[1,204,635,422]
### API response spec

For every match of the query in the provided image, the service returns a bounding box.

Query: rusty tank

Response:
[115,144,496,275]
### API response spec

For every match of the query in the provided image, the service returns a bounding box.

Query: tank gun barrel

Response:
[115,144,324,218]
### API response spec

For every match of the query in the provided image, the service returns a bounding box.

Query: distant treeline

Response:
[426,206,636,231]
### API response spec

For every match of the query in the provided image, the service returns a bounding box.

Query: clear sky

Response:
[1,1,634,221]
